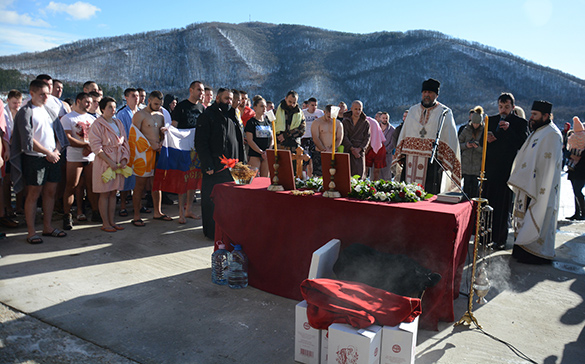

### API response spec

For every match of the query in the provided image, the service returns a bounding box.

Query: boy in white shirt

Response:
[10,80,69,244]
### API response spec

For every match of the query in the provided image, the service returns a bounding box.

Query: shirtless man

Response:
[311,105,344,176]
[131,90,171,226]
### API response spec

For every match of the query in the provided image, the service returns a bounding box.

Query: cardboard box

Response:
[295,300,321,363]
[321,328,329,364]
[328,323,382,364]
[380,317,419,364]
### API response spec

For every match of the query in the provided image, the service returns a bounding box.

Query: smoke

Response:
[482,255,512,294]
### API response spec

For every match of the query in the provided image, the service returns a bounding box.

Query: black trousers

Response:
[201,169,233,239]
[462,174,480,199]
[399,159,442,195]
[483,178,513,246]
[570,179,585,217]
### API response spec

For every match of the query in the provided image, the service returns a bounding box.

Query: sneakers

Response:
[63,213,73,230]
[0,216,19,228]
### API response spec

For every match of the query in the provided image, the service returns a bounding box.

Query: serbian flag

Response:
[153,126,202,194]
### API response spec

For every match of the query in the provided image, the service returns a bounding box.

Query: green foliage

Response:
[0,68,123,102]
[0,68,29,91]
[295,176,323,191]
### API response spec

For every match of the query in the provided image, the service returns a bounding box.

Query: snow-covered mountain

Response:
[1,22,583,122]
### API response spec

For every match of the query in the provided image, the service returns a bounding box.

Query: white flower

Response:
[355,184,362,192]
[374,192,388,201]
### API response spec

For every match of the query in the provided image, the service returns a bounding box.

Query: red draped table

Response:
[212,177,473,330]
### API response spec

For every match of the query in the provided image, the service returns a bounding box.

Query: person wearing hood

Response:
[459,106,485,198]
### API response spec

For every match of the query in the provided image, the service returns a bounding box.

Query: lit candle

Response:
[481,115,489,172]
[272,119,277,155]
[330,106,340,160]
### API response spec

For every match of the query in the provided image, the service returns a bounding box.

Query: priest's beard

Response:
[530,116,550,131]
[421,100,437,108]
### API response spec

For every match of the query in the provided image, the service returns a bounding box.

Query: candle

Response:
[329,106,340,160]
[481,115,489,173]
[271,119,277,155]
[332,117,336,160]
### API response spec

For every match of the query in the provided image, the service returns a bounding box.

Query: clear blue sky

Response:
[1,0,584,80]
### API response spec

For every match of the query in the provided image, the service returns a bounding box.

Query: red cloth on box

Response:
[300,278,422,330]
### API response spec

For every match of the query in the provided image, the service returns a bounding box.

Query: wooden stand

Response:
[321,152,351,197]
[267,150,295,191]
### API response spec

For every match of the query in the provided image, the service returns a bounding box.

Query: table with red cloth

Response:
[212,177,473,330]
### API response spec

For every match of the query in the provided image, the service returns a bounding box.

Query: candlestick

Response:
[323,160,341,198]
[267,153,284,191]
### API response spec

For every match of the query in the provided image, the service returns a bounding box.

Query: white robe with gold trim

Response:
[392,102,461,192]
[507,122,562,259]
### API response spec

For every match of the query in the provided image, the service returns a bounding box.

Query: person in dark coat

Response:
[195,88,245,239]
[567,118,585,220]
[483,93,529,250]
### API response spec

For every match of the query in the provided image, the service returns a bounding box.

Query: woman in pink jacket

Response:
[89,97,130,232]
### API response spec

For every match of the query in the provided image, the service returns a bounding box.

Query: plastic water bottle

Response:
[211,241,230,285]
[228,244,248,289]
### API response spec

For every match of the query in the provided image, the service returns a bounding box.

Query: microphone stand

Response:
[429,108,453,195]
[430,108,449,165]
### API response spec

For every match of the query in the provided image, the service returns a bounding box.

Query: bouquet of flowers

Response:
[348,177,430,203]
[220,155,257,184]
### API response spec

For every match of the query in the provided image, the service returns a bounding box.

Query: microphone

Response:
[496,115,505,132]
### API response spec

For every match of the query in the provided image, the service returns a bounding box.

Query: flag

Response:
[153,125,202,194]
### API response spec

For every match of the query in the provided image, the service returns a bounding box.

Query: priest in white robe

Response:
[392,79,461,194]
[508,100,562,264]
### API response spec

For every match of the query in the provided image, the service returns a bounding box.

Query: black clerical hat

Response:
[531,100,552,114]
[422,78,440,94]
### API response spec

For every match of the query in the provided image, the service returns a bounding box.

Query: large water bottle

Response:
[211,241,230,285]
[228,244,248,289]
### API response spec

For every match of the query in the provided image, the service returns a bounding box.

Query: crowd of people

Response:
[0,74,574,266]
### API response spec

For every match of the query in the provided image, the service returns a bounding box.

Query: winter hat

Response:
[531,100,552,114]
[421,78,440,94]
[470,106,484,124]
[471,113,483,124]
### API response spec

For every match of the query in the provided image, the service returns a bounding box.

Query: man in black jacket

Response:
[195,88,245,239]
[484,93,529,250]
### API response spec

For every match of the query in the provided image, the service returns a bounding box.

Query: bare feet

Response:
[185,212,201,220]
[178,217,186,224]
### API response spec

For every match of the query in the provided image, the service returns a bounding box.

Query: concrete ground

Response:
[0,175,584,364]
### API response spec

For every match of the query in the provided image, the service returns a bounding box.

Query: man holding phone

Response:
[484,93,529,250]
